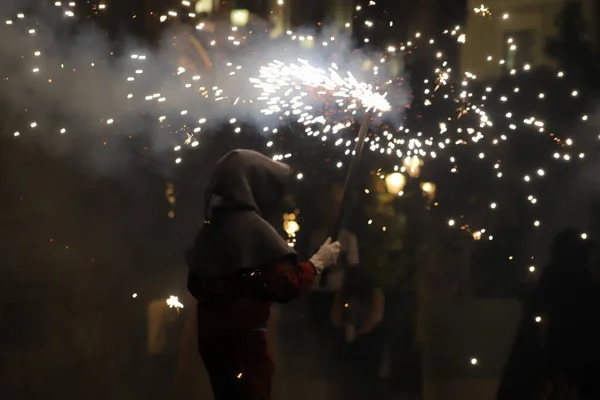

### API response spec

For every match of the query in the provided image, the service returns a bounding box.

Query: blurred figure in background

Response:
[309,226,359,323]
[332,269,385,400]
[306,190,360,395]
[308,185,360,330]
[496,229,600,400]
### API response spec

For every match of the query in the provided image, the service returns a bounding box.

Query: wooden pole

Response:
[330,111,372,241]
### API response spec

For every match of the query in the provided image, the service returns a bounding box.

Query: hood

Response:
[204,149,291,222]
[186,149,297,281]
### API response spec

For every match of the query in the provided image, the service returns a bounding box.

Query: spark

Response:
[166,295,184,309]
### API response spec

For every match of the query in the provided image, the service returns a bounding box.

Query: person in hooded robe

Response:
[185,149,341,400]
[496,229,600,400]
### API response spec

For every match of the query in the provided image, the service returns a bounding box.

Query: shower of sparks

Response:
[251,59,392,118]
[474,5,492,17]
[2,1,594,279]
[3,6,594,379]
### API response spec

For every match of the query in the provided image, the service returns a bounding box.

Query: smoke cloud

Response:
[0,1,403,174]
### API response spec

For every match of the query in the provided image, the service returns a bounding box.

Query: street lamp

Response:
[231,9,249,26]
[385,172,406,195]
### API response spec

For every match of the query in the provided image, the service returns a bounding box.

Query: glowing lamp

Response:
[231,9,249,26]
[385,172,406,195]
[283,213,300,236]
[421,181,436,201]
[284,220,300,236]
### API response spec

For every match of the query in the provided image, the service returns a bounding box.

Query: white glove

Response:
[309,238,341,274]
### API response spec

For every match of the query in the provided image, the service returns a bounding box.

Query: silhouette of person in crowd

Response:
[496,229,600,400]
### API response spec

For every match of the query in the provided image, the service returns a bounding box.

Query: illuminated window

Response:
[195,0,213,14]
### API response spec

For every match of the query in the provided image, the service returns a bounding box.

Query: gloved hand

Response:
[309,238,341,274]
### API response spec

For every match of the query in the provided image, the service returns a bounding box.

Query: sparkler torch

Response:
[250,58,390,241]
[331,111,372,241]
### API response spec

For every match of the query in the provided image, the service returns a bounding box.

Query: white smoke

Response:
[0,1,404,174]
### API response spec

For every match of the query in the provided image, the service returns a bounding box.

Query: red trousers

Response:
[199,329,274,400]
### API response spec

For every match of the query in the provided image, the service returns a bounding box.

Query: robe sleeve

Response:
[260,261,317,303]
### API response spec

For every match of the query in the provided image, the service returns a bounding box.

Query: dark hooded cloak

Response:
[186,149,297,286]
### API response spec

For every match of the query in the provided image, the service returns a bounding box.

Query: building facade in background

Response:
[461,0,599,80]
[206,0,356,33]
